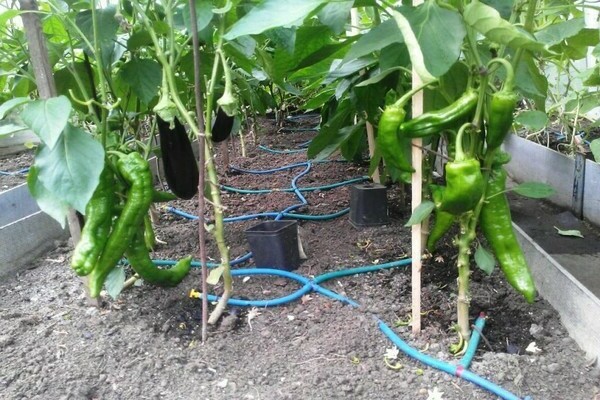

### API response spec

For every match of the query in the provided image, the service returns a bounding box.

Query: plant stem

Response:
[456,214,473,338]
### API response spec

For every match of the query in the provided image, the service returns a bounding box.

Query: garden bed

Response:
[1,121,599,399]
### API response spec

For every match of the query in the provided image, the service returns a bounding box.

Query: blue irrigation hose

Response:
[220,176,369,195]
[0,167,29,176]
[167,206,350,223]
[278,127,319,132]
[258,145,306,154]
[460,312,487,369]
[229,161,308,175]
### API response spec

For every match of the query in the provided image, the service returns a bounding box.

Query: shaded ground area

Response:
[1,117,599,399]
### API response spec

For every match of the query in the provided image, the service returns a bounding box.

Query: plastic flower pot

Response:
[349,183,389,227]
[245,220,300,271]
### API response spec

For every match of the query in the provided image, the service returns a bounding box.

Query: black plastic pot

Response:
[245,220,300,271]
[349,183,389,227]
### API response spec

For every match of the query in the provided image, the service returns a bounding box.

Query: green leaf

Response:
[317,1,353,34]
[273,25,332,81]
[590,139,600,163]
[511,182,555,199]
[182,0,213,32]
[127,30,153,50]
[342,19,403,64]
[0,122,28,137]
[0,9,22,27]
[393,2,465,81]
[105,267,126,300]
[20,96,72,149]
[475,245,496,275]
[515,51,548,111]
[119,59,162,105]
[514,110,548,131]
[404,201,435,227]
[224,0,326,40]
[27,165,70,228]
[0,97,30,119]
[553,226,584,239]
[324,56,377,84]
[535,18,584,47]
[75,6,119,65]
[307,99,354,160]
[34,123,104,213]
[207,265,225,285]
[464,0,546,52]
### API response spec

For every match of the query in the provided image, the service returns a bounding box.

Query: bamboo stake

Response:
[19,0,97,307]
[411,0,425,334]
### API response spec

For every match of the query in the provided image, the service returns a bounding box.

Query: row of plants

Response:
[1,0,599,345]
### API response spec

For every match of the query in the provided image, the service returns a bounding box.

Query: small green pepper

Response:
[480,166,536,303]
[376,103,413,172]
[485,58,518,151]
[399,89,478,138]
[426,184,456,252]
[88,152,154,298]
[440,123,485,215]
[71,164,115,276]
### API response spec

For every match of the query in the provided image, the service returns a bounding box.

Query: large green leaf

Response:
[0,123,28,137]
[482,0,514,20]
[464,0,546,52]
[515,52,547,110]
[535,17,584,47]
[307,98,354,160]
[27,165,71,228]
[180,0,214,32]
[273,25,332,81]
[118,59,162,105]
[34,123,105,213]
[393,1,465,82]
[0,97,30,119]
[75,6,119,65]
[324,56,377,84]
[342,19,403,64]
[224,0,326,40]
[317,1,353,34]
[511,182,555,199]
[20,96,71,149]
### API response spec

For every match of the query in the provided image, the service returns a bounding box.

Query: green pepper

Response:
[480,166,536,303]
[399,89,478,138]
[152,190,177,203]
[485,58,518,151]
[71,164,115,276]
[376,103,414,172]
[88,152,154,298]
[426,184,456,252]
[143,214,155,250]
[440,123,485,215]
[125,226,191,287]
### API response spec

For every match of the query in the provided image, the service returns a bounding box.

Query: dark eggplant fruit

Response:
[156,116,199,200]
[211,107,234,143]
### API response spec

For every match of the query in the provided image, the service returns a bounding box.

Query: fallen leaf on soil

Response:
[427,387,445,400]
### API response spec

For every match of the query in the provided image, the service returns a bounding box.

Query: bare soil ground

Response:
[1,117,599,400]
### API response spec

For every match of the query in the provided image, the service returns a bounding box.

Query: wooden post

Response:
[411,0,425,334]
[19,0,97,305]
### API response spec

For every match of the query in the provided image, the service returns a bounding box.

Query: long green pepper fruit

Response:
[88,152,154,298]
[426,184,455,252]
[399,89,478,138]
[485,58,518,151]
[71,165,116,276]
[440,123,485,215]
[480,166,536,303]
[376,103,414,172]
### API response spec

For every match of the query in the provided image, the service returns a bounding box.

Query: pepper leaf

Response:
[474,245,496,275]
[553,226,584,238]
[511,182,555,198]
[404,201,434,227]
[590,139,600,163]
[105,267,126,300]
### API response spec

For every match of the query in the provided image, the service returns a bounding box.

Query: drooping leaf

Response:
[105,266,126,300]
[273,25,332,81]
[590,139,600,163]
[317,1,353,34]
[511,182,555,199]
[224,0,326,40]
[20,96,71,149]
[0,97,30,119]
[514,110,548,131]
[515,52,548,111]
[307,99,354,160]
[119,59,162,105]
[475,245,496,275]
[393,2,465,81]
[553,226,584,238]
[342,19,403,64]
[34,123,104,213]
[404,201,435,227]
[27,165,70,228]
[75,6,120,65]
[0,122,28,137]
[181,0,214,32]
[535,17,585,47]
[464,0,546,52]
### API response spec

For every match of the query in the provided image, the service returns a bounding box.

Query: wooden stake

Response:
[19,0,97,306]
[411,0,425,335]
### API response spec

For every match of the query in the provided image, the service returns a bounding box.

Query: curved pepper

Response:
[440,124,485,215]
[125,226,191,287]
[399,89,478,138]
[88,152,154,298]
[376,103,414,172]
[480,166,536,303]
[485,58,518,151]
[71,164,115,276]
[426,184,455,252]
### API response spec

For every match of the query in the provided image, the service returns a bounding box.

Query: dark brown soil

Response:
[1,117,599,400]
